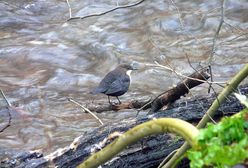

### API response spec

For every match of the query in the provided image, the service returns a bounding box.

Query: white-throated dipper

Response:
[91,64,135,104]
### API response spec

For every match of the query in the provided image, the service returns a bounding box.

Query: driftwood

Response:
[150,68,210,113]
[86,98,151,113]
[1,84,247,168]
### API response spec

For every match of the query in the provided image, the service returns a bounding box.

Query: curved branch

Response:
[67,0,146,21]
[77,118,199,168]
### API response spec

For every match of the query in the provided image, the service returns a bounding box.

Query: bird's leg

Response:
[116,96,121,104]
[108,96,112,105]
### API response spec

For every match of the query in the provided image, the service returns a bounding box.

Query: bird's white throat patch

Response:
[126,70,132,77]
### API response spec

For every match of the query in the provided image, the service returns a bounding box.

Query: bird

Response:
[91,64,135,105]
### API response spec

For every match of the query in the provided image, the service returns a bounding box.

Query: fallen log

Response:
[1,85,247,168]
[150,67,210,113]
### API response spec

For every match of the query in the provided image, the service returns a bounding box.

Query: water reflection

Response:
[0,0,248,155]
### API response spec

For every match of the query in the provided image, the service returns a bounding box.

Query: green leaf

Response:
[244,123,248,130]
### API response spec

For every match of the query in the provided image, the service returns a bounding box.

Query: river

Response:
[0,0,248,156]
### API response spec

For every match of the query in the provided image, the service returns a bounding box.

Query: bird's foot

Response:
[109,101,120,106]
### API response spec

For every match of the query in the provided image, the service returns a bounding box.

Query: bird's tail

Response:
[90,88,104,95]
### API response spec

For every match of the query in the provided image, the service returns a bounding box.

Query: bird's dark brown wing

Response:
[104,75,130,96]
[91,69,122,94]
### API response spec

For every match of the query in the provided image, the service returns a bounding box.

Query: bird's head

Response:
[117,64,137,77]
[118,64,134,70]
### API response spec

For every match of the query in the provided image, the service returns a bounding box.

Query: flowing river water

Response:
[0,0,248,156]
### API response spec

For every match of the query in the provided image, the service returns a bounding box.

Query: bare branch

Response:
[135,98,153,117]
[206,0,225,98]
[208,0,225,65]
[185,55,219,124]
[146,62,225,84]
[0,89,12,133]
[147,38,224,86]
[0,89,11,107]
[66,0,72,18]
[158,149,178,168]
[169,0,184,28]
[68,98,104,125]
[0,108,11,133]
[67,0,146,21]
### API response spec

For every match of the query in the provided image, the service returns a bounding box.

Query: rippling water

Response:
[0,0,248,155]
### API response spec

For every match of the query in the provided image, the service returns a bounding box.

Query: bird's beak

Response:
[131,61,139,70]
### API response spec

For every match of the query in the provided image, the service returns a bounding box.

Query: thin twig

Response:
[147,61,225,84]
[146,38,225,85]
[67,0,146,21]
[68,98,104,125]
[185,55,217,124]
[207,0,225,102]
[135,98,153,117]
[0,89,12,133]
[0,108,11,133]
[207,65,213,93]
[66,0,72,18]
[165,0,207,49]
[223,21,248,38]
[208,0,225,64]
[158,149,178,168]
[219,32,248,44]
[170,0,184,28]
[0,89,11,107]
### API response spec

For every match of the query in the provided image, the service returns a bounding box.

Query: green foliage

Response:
[187,112,248,168]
